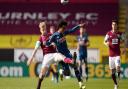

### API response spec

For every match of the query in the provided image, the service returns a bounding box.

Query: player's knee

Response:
[111,69,116,75]
[71,64,77,70]
[39,72,44,79]
[116,66,120,72]
[39,67,48,79]
[63,70,70,76]
[59,69,63,75]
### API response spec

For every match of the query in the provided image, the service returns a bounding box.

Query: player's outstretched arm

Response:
[27,49,38,66]
[64,23,85,35]
[27,41,41,66]
[79,23,85,27]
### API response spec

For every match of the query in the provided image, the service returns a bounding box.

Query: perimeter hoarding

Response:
[28,63,128,79]
[14,48,99,63]
[0,62,127,78]
[0,62,29,77]
[0,3,118,35]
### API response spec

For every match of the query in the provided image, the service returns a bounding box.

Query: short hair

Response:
[112,19,118,24]
[39,21,46,28]
[58,20,67,28]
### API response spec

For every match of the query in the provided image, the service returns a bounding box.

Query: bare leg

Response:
[37,67,48,89]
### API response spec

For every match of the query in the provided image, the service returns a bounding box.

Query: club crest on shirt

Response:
[112,38,118,44]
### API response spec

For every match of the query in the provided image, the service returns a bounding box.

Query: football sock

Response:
[37,77,43,89]
[74,65,82,82]
[55,72,59,83]
[117,71,120,79]
[79,66,82,76]
[112,73,117,85]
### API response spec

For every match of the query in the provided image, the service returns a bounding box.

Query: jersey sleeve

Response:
[38,36,42,42]
[46,34,56,46]
[104,32,109,42]
[64,25,80,35]
[35,36,42,49]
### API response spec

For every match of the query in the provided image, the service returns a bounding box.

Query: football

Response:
[60,0,69,5]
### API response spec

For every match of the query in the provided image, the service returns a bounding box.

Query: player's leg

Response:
[54,53,73,64]
[109,57,118,89]
[78,59,82,76]
[77,54,82,77]
[111,69,118,89]
[63,53,81,81]
[72,52,85,89]
[83,50,88,79]
[50,66,55,81]
[37,54,54,89]
[37,66,49,89]
[115,56,121,88]
[84,58,88,81]
[60,61,71,78]
[53,53,71,79]
[70,63,86,89]
[53,52,73,77]
[51,64,59,83]
[115,56,121,80]
[58,62,65,81]
[55,52,85,89]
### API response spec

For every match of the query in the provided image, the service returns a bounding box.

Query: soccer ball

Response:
[60,0,69,5]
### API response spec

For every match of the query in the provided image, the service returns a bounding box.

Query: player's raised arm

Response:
[64,23,85,35]
[27,41,41,66]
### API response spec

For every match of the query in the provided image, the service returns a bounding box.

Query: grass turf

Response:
[0,77,128,89]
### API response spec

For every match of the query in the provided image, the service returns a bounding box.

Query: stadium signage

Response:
[0,66,23,77]
[0,12,98,27]
[0,12,98,21]
[0,3,118,35]
[28,62,128,78]
[88,64,128,78]
[0,62,29,77]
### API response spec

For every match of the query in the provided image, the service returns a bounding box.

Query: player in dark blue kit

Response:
[47,20,86,89]
[77,26,90,81]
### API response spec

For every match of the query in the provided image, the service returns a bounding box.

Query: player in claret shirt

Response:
[104,20,126,89]
[27,22,73,89]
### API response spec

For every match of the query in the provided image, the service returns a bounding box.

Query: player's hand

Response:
[27,58,32,66]
[79,23,85,27]
[85,42,90,47]
[104,42,109,46]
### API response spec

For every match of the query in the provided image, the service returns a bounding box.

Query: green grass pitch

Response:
[0,77,127,89]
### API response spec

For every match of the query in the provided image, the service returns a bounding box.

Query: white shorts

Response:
[109,56,121,69]
[42,53,66,68]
